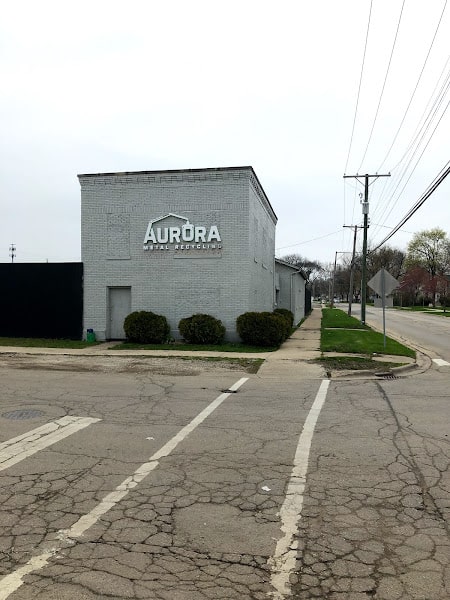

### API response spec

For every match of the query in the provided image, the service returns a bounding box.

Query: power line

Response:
[383,56,450,184]
[344,0,373,174]
[370,160,450,252]
[371,95,450,240]
[357,0,406,172]
[370,61,450,239]
[276,229,344,252]
[377,0,448,172]
[368,2,449,240]
[371,222,414,234]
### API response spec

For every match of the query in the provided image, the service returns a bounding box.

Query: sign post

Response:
[367,269,399,349]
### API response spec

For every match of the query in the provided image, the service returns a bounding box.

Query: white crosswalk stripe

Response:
[0,416,101,472]
[432,358,450,367]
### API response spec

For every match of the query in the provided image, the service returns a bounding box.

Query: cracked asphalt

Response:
[0,351,449,599]
[292,373,450,599]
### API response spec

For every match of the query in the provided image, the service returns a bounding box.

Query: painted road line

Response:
[433,358,450,366]
[0,416,101,473]
[269,379,330,599]
[0,377,249,599]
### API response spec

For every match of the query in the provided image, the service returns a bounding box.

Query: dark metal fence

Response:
[0,263,83,339]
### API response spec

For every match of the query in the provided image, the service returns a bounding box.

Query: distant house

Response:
[274,259,307,325]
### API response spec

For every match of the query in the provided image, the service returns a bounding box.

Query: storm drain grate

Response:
[375,371,398,380]
[2,409,45,420]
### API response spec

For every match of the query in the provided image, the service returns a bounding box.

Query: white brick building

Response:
[80,166,284,341]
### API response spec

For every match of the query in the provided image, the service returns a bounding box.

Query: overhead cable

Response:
[370,160,450,252]
[276,229,344,252]
[373,52,450,224]
[357,0,406,172]
[371,92,450,236]
[377,0,448,172]
[343,0,373,174]
[370,60,450,238]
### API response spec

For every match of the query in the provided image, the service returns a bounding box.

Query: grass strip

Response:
[317,356,407,371]
[321,308,415,358]
[0,338,101,349]
[321,308,369,329]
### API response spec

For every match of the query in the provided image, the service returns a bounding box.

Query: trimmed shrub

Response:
[123,310,170,344]
[178,313,226,345]
[274,308,294,328]
[275,312,291,341]
[236,311,289,347]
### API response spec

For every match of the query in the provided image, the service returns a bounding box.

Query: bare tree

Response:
[367,245,405,280]
[280,254,325,286]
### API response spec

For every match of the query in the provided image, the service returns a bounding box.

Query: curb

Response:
[328,350,432,380]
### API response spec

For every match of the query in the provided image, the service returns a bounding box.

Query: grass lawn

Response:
[0,338,101,349]
[321,308,415,358]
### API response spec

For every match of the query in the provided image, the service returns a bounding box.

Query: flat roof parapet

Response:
[78,166,277,224]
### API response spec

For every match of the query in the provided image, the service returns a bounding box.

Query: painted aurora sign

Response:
[143,213,222,252]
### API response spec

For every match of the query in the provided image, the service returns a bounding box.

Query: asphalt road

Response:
[0,352,449,599]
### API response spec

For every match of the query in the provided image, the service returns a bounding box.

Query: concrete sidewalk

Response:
[0,310,322,361]
[0,343,272,360]
[0,307,421,379]
[256,308,325,379]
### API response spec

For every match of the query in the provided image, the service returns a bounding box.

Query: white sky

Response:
[1,0,449,266]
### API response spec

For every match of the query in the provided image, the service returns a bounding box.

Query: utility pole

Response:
[9,243,16,264]
[331,251,338,307]
[343,173,390,324]
[343,225,363,317]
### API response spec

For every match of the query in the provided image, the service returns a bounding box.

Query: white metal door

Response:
[109,287,131,339]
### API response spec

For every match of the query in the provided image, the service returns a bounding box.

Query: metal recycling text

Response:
[143,213,222,252]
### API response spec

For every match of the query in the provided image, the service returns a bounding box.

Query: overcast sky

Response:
[1,0,449,266]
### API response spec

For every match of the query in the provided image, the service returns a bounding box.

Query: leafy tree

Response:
[405,228,450,305]
[406,228,450,277]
